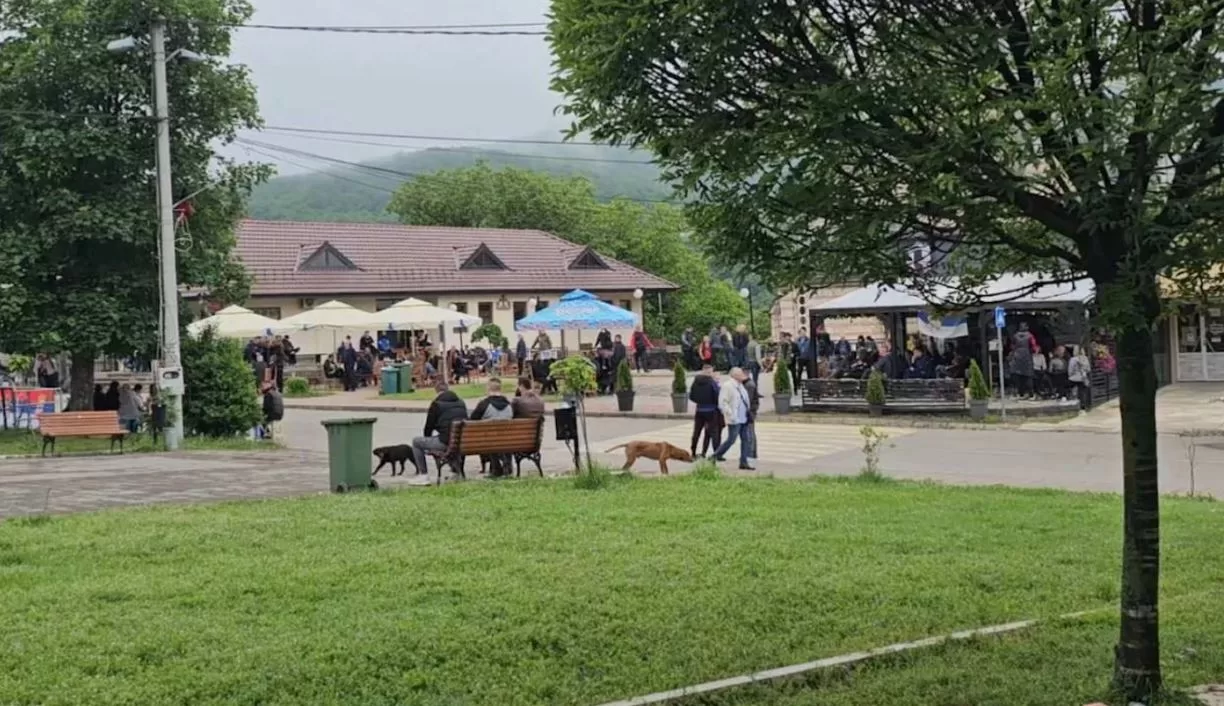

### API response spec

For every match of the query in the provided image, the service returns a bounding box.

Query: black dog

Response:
[372,445,418,477]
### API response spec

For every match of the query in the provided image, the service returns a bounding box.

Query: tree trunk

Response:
[67,354,95,411]
[1112,321,1162,702]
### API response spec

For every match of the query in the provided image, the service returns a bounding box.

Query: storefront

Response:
[1173,304,1224,381]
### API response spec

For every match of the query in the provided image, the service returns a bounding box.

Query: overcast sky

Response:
[228,0,564,172]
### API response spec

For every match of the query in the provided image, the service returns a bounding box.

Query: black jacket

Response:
[424,391,469,445]
[731,332,749,350]
[688,374,719,409]
[596,330,613,350]
[471,394,513,421]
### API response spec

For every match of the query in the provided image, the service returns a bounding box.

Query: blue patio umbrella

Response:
[514,289,638,332]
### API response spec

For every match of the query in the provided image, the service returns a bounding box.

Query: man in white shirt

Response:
[712,367,754,470]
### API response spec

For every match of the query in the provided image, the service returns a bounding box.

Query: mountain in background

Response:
[246,142,675,223]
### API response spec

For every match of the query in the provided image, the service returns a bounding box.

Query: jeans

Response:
[747,362,760,388]
[713,422,750,465]
[412,435,449,476]
[121,418,140,434]
[742,421,757,464]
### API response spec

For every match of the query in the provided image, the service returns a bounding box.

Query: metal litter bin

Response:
[396,363,415,394]
[321,417,379,492]
[380,366,399,396]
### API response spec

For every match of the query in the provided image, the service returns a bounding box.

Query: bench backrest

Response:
[450,417,544,456]
[39,410,124,435]
[804,378,965,402]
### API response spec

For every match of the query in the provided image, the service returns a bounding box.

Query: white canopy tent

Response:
[187,305,280,339]
[812,274,1096,315]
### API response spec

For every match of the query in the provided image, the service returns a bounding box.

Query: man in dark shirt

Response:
[412,383,469,476]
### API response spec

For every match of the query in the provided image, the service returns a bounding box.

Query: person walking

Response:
[712,367,752,470]
[515,334,529,376]
[745,333,762,388]
[688,364,722,458]
[742,370,760,470]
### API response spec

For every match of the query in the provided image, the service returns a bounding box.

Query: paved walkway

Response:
[1024,382,1224,435]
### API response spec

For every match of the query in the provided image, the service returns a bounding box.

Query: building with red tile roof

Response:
[231,220,676,352]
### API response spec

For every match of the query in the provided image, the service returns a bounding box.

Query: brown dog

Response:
[604,441,694,475]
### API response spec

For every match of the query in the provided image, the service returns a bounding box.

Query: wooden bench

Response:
[801,378,966,412]
[430,417,545,485]
[38,411,128,456]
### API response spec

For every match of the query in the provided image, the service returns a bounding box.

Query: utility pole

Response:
[151,18,184,450]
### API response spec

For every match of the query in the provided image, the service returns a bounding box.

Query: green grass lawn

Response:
[0,429,275,456]
[0,477,1220,705]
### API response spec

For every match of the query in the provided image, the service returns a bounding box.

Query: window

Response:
[568,247,611,270]
[452,302,469,334]
[375,298,399,311]
[477,301,493,324]
[535,300,549,312]
[620,300,632,311]
[513,300,528,322]
[250,307,282,320]
[300,242,358,271]
[459,243,508,271]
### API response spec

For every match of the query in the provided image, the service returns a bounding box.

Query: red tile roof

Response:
[235,220,678,296]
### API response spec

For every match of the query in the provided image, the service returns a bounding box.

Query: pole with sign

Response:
[994,306,1007,420]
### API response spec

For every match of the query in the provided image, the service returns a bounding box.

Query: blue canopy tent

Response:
[514,289,638,353]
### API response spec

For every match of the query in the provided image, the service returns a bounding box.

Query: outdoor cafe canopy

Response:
[811,273,1097,315]
[362,297,482,331]
[514,289,638,332]
[186,305,279,340]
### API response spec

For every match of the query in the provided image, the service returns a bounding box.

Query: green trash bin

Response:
[396,363,415,394]
[380,365,399,396]
[321,417,379,493]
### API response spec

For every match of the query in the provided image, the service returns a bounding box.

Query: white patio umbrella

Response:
[186,305,279,339]
[363,297,482,330]
[275,300,374,355]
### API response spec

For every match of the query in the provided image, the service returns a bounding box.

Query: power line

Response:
[240,138,680,205]
[261,124,601,146]
[194,21,547,35]
[256,129,658,166]
[239,143,399,195]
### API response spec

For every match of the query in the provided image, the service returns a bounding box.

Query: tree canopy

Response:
[551,0,1224,700]
[386,163,750,340]
[0,0,266,403]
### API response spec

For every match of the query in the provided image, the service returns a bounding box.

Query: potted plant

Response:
[615,358,635,412]
[865,369,886,417]
[671,359,688,414]
[967,359,990,420]
[772,359,793,414]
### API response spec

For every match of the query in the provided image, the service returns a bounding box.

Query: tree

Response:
[550,1,1224,700]
[386,163,748,339]
[181,327,262,437]
[0,0,267,408]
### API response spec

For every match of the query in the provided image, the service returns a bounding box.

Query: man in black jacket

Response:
[688,365,723,457]
[412,382,469,476]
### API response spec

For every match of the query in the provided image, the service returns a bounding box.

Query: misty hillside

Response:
[246,143,675,223]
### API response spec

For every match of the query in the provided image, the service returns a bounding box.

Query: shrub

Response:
[967,359,990,400]
[773,359,792,395]
[550,355,597,397]
[181,328,263,437]
[471,323,507,350]
[615,358,633,392]
[672,359,687,394]
[285,377,312,397]
[865,370,886,406]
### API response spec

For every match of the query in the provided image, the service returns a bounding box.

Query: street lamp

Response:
[106,20,205,451]
[739,287,755,336]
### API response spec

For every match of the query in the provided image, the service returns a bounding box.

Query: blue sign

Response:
[994,306,1006,329]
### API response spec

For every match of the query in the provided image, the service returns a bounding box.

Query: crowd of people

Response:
[242,334,299,392]
[679,324,765,386]
[91,380,158,433]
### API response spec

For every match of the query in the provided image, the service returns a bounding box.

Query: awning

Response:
[813,274,1096,315]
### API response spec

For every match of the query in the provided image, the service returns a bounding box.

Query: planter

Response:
[773,393,792,415]
[868,403,884,418]
[616,390,635,412]
[969,399,988,420]
[671,394,688,414]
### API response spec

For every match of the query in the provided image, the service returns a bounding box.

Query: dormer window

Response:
[568,247,611,271]
[300,242,358,271]
[460,243,508,270]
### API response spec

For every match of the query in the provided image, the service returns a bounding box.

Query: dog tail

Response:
[603,444,628,454]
